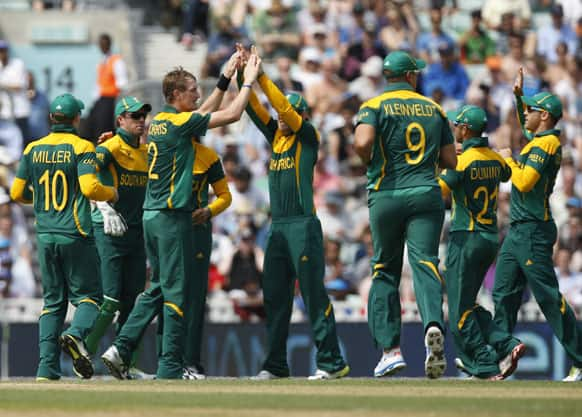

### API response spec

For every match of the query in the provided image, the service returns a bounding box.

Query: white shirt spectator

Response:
[481,0,531,29]
[0,120,23,161]
[0,56,30,120]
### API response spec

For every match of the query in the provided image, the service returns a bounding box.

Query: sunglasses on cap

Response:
[125,112,147,120]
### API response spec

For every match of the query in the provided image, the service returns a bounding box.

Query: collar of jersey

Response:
[117,127,139,148]
[462,136,489,152]
[162,104,179,113]
[384,82,415,92]
[50,124,77,134]
[533,128,560,138]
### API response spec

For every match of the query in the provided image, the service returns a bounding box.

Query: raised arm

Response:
[256,72,303,133]
[197,49,241,114]
[513,67,534,142]
[236,70,277,141]
[205,53,262,129]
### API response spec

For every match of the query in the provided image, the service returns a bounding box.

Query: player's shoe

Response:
[424,326,446,379]
[128,367,154,380]
[563,366,582,382]
[101,345,129,380]
[499,343,526,379]
[374,348,406,377]
[250,370,284,380]
[183,366,206,380]
[308,365,350,380]
[59,334,94,379]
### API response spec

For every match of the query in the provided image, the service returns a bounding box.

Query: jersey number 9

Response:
[405,122,426,165]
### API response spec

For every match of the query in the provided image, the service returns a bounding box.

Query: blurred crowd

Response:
[1,0,582,321]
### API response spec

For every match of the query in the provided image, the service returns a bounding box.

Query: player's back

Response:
[359,89,452,191]
[447,145,510,233]
[25,132,96,237]
[144,107,210,211]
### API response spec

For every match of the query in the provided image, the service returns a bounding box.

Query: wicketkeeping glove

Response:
[96,201,128,237]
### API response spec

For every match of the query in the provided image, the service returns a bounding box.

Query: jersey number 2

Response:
[147,142,159,180]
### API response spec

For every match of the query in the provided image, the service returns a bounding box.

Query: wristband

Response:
[216,74,231,91]
[242,84,252,89]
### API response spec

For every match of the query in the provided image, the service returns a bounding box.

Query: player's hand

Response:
[97,131,114,144]
[499,148,513,159]
[513,67,523,97]
[192,207,211,225]
[96,201,128,237]
[223,49,241,79]
[243,48,262,84]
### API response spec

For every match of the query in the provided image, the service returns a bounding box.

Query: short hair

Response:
[162,66,196,103]
[49,113,75,125]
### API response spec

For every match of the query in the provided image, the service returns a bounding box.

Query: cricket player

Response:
[10,93,118,380]
[494,68,582,382]
[238,47,349,380]
[439,104,525,380]
[84,97,151,363]
[102,50,261,379]
[354,50,457,379]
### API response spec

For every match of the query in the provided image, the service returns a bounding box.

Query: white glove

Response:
[96,201,128,237]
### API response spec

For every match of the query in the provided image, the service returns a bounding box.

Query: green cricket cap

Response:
[115,96,152,118]
[447,104,488,133]
[522,92,563,120]
[49,93,84,118]
[383,50,426,78]
[286,92,310,114]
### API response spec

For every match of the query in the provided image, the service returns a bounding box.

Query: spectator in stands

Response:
[345,225,373,291]
[294,47,323,90]
[0,193,35,298]
[202,15,243,78]
[422,42,470,105]
[0,40,31,144]
[297,0,335,45]
[318,190,354,241]
[273,56,304,93]
[313,148,343,207]
[307,23,340,65]
[87,34,128,142]
[336,2,372,57]
[305,58,346,120]
[254,0,301,60]
[181,0,210,50]
[323,238,350,300]
[0,100,23,162]
[341,20,386,82]
[544,42,575,89]
[225,226,265,320]
[459,10,496,64]
[379,2,418,53]
[501,32,526,83]
[537,4,577,64]
[348,55,387,103]
[481,0,531,31]
[415,6,455,64]
[26,71,49,141]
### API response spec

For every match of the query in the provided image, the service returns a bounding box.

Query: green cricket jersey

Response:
[143,105,210,211]
[15,127,100,237]
[509,130,562,223]
[92,129,148,226]
[356,82,454,191]
[439,137,511,233]
[244,96,319,220]
[191,141,225,210]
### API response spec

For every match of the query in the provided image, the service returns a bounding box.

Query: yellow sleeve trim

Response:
[208,178,232,217]
[248,88,272,125]
[258,74,302,132]
[438,178,451,199]
[505,157,541,193]
[157,111,195,127]
[10,177,32,203]
[78,173,116,201]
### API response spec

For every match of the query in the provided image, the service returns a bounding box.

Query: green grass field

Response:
[1,379,581,417]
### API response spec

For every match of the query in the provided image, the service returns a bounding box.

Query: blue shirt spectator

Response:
[536,5,577,64]
[415,7,455,64]
[422,44,470,101]
[27,71,49,142]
